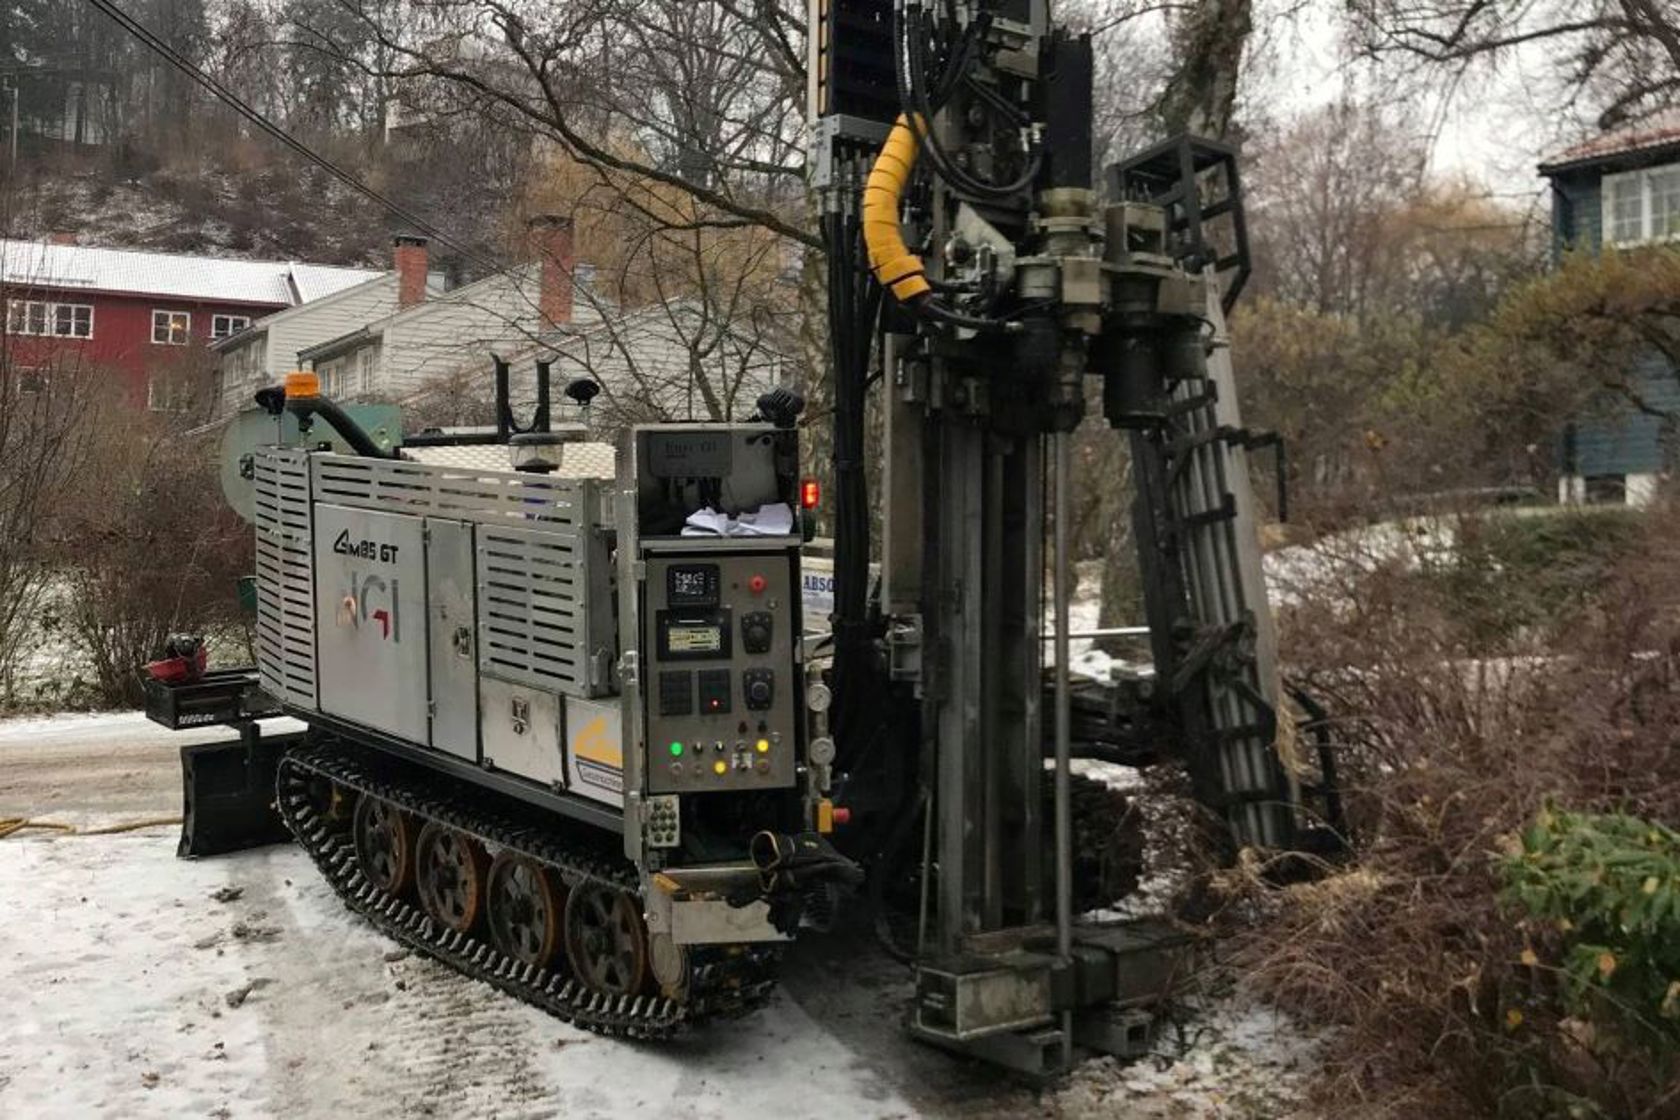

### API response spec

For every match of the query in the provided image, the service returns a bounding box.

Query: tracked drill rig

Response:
[146,0,1317,1077]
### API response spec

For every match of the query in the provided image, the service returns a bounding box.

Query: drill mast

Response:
[811,0,1295,1071]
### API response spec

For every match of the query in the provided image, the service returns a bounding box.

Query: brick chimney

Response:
[526,215,575,327]
[48,230,76,246]
[393,234,429,308]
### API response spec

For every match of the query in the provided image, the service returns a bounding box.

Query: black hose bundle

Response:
[892,2,1042,204]
[824,196,885,759]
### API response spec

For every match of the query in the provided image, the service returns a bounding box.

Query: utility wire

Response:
[85,0,494,271]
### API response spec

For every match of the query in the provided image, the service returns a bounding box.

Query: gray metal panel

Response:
[404,442,617,480]
[309,451,601,531]
[476,523,615,698]
[425,518,479,760]
[252,447,316,708]
[480,675,564,786]
[313,504,430,744]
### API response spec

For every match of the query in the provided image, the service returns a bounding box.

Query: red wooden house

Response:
[2,236,381,408]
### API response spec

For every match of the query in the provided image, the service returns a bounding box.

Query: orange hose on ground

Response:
[862,114,932,303]
[0,816,181,840]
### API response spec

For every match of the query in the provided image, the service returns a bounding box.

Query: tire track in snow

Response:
[231,845,559,1119]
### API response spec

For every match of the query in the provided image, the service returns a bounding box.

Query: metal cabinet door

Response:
[426,518,479,760]
[313,504,429,743]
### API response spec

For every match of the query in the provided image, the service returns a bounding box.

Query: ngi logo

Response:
[336,571,401,641]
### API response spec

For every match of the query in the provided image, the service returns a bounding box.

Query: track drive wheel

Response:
[415,821,489,933]
[486,852,564,969]
[352,794,415,897]
[564,882,650,996]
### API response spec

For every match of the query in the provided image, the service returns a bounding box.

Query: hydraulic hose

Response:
[862,114,931,304]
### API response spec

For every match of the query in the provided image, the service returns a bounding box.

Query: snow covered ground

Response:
[0,712,1319,1119]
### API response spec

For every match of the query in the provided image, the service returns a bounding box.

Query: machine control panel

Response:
[643,554,799,794]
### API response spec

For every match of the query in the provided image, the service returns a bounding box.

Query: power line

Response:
[85,0,494,270]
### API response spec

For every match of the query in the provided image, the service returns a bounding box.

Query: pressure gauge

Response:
[808,736,836,765]
[806,682,833,713]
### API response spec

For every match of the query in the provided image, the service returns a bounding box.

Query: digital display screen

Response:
[668,564,719,606]
[666,624,723,655]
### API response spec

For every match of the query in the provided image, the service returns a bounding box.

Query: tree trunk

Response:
[1156,0,1253,138]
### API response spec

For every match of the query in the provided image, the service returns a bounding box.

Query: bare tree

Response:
[0,348,109,706]
[1345,0,1680,128]
[288,0,812,246]
[1247,98,1429,317]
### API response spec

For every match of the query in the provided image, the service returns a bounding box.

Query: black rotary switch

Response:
[743,668,774,710]
[741,611,774,654]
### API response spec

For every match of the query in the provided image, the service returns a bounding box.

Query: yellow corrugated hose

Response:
[862,114,932,303]
[0,816,182,840]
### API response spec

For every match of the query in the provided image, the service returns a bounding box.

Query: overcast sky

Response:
[1239,4,1595,210]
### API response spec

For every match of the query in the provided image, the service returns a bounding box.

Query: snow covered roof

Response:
[0,239,383,308]
[1540,111,1680,174]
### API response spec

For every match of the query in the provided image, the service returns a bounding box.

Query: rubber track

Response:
[276,738,780,1040]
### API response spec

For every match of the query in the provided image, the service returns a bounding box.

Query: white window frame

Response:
[6,299,93,338]
[356,347,374,396]
[318,359,342,398]
[210,313,250,340]
[1602,162,1680,247]
[152,309,192,345]
[147,371,192,412]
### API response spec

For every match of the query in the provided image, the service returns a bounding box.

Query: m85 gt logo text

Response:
[333,529,401,564]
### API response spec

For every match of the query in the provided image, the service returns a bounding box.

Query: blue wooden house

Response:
[1540,116,1680,505]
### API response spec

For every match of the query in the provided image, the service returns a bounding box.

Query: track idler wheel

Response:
[415,821,489,933]
[487,852,565,969]
[564,881,650,996]
[352,793,416,897]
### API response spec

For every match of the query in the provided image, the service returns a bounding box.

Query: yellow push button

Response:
[755,738,770,754]
[712,760,727,776]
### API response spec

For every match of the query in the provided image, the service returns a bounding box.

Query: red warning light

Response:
[748,574,768,594]
[800,478,821,510]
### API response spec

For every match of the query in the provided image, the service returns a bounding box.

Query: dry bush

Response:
[50,417,250,708]
[0,355,112,707]
[1241,502,1680,1118]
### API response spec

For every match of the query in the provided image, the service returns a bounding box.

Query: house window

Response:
[11,366,48,393]
[6,299,92,338]
[211,314,250,340]
[1650,166,1680,241]
[147,371,193,412]
[152,310,191,345]
[1603,163,1680,246]
[318,359,342,398]
[356,347,374,395]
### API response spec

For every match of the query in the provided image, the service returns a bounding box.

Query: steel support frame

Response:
[926,417,1045,956]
